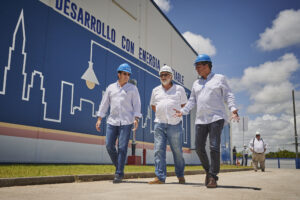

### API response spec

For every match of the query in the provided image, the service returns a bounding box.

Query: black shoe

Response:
[113,175,123,183]
[206,177,217,188]
[262,169,265,172]
[205,175,209,186]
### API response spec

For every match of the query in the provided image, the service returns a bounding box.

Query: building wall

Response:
[0,0,230,164]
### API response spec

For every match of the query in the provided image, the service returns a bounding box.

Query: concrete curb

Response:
[0,168,252,188]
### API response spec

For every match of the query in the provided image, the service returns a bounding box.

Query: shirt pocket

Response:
[168,91,181,102]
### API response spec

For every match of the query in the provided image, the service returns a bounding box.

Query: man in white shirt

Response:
[95,63,142,183]
[148,65,188,184]
[174,54,239,188]
[249,131,267,172]
[242,145,249,166]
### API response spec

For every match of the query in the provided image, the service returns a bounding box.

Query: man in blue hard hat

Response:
[174,54,239,188]
[96,63,142,183]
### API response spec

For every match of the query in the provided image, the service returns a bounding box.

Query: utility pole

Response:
[292,90,298,159]
[239,116,248,166]
[243,117,245,150]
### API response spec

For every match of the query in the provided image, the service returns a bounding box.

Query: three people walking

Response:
[96,54,239,188]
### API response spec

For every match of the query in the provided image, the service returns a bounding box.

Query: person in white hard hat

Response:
[249,131,267,172]
[148,65,188,184]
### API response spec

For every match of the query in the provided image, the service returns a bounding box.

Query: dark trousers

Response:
[233,155,236,165]
[242,154,248,166]
[195,119,224,180]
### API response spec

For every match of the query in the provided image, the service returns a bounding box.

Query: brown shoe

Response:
[205,175,209,186]
[148,177,165,184]
[178,177,185,184]
[206,177,217,188]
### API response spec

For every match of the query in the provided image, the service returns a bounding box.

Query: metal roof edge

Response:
[150,0,198,56]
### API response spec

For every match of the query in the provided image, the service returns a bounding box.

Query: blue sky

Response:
[154,0,300,152]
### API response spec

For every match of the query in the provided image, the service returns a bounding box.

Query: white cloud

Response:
[257,9,300,51]
[251,82,293,104]
[228,53,300,115]
[182,31,216,56]
[229,53,300,152]
[241,53,298,88]
[154,0,171,13]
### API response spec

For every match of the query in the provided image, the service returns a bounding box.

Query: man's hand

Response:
[173,108,183,118]
[132,118,139,131]
[230,110,240,122]
[96,118,101,132]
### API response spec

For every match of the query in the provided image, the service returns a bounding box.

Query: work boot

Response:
[261,169,265,172]
[148,177,165,184]
[113,174,123,184]
[178,177,185,184]
[205,174,209,186]
[206,177,217,188]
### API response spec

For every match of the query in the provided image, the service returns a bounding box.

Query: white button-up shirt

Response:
[150,84,187,125]
[249,138,267,153]
[97,81,142,126]
[181,72,237,124]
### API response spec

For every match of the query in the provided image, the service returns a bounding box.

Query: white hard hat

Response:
[255,131,260,135]
[159,65,173,76]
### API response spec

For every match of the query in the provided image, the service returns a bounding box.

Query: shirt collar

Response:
[161,82,174,92]
[200,72,214,80]
[117,81,128,88]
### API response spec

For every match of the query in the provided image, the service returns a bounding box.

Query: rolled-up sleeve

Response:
[150,89,156,106]
[249,139,254,149]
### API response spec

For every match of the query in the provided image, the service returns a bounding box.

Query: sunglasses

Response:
[160,73,170,78]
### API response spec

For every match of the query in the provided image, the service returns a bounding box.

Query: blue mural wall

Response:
[0,0,233,164]
[0,0,192,163]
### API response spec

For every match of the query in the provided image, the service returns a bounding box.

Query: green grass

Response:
[0,164,251,178]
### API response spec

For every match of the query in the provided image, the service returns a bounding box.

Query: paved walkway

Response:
[0,169,299,200]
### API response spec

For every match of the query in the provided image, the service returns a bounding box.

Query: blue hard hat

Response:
[194,54,211,65]
[117,63,132,74]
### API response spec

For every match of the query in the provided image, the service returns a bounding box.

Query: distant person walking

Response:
[174,54,239,188]
[233,146,237,165]
[242,145,249,166]
[148,65,187,184]
[249,131,267,172]
[96,63,142,183]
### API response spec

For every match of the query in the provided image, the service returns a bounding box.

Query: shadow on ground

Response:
[121,180,261,190]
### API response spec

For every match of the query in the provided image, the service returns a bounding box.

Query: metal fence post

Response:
[296,158,300,169]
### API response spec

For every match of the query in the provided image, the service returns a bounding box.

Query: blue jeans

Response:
[154,122,185,182]
[195,119,224,180]
[106,123,132,177]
